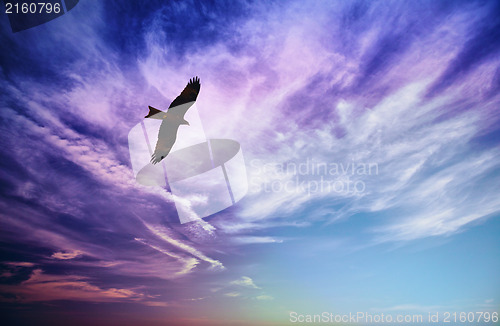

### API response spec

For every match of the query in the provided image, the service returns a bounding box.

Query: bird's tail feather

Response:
[145,106,163,119]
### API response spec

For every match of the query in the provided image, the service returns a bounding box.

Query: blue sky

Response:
[1,1,499,325]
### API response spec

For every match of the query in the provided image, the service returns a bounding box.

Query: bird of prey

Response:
[146,77,201,164]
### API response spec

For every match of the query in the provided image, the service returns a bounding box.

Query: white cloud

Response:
[141,220,224,271]
[232,236,284,245]
[230,276,261,289]
[134,238,200,277]
[234,76,500,243]
[51,250,83,260]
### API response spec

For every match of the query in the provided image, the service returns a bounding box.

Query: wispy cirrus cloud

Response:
[4,262,35,268]
[230,276,261,289]
[127,1,498,248]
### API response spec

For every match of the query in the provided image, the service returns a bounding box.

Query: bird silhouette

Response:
[146,77,201,164]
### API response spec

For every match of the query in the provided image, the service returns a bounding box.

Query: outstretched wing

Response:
[151,119,182,164]
[150,77,201,164]
[168,76,201,118]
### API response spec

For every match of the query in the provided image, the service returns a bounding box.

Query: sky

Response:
[1,0,500,325]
